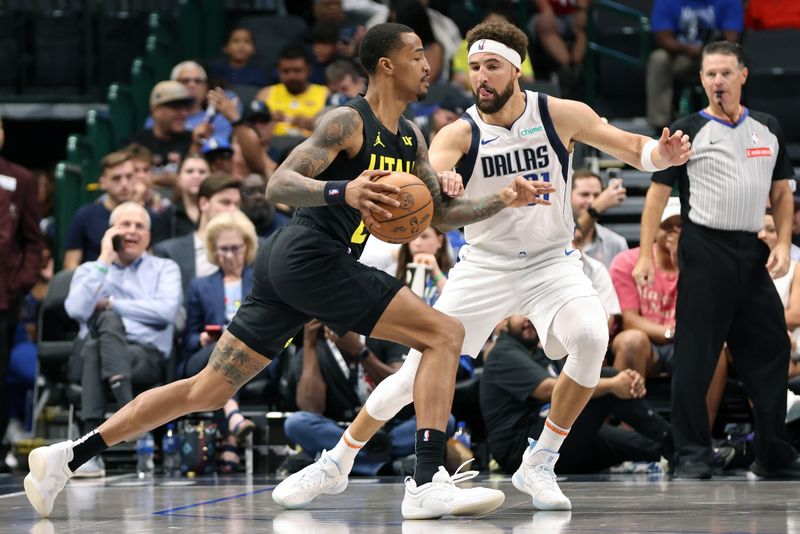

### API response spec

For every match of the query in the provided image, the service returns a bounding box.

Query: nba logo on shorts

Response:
[423,430,430,442]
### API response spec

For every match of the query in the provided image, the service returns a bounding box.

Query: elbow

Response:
[266,174,283,203]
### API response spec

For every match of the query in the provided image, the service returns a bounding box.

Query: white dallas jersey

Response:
[456,91,575,257]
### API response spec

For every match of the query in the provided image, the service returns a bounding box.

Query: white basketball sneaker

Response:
[512,439,572,511]
[401,460,505,520]
[24,440,75,517]
[272,450,348,509]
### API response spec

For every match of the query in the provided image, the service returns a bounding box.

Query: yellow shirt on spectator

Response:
[264,83,329,137]
[452,39,534,80]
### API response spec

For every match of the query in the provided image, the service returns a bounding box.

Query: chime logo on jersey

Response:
[480,145,550,178]
[519,125,543,137]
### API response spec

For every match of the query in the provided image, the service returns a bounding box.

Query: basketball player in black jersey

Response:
[24,23,551,520]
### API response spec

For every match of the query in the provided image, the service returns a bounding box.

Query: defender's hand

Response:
[437,170,464,198]
[500,176,555,208]
[657,127,691,167]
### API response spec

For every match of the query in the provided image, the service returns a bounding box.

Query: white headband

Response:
[468,39,521,69]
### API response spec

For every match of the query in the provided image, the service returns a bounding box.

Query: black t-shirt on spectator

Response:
[65,200,111,262]
[126,129,193,171]
[480,332,559,465]
[151,197,197,245]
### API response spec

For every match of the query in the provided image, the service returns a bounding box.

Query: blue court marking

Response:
[152,485,275,516]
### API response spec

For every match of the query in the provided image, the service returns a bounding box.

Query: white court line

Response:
[0,490,25,500]
[0,473,135,500]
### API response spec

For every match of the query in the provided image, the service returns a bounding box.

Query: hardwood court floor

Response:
[2,472,800,533]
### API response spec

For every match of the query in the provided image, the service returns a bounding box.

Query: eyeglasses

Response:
[177,77,206,85]
[217,244,245,256]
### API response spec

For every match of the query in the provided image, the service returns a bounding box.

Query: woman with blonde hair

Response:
[183,211,259,472]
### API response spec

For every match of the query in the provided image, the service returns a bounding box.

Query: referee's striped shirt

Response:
[653,108,794,233]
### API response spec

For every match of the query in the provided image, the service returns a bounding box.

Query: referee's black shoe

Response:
[750,456,800,479]
[672,446,736,479]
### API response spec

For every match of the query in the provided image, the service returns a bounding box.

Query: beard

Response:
[242,202,275,235]
[507,328,539,350]
[475,78,515,114]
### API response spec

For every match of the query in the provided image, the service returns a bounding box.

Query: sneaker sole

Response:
[402,490,505,520]
[272,478,348,509]
[512,470,572,511]
[24,474,50,517]
[72,469,106,479]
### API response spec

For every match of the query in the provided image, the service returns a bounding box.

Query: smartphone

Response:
[204,324,223,340]
[112,235,123,253]
[607,169,622,187]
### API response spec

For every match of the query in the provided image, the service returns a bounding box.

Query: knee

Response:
[648,49,671,70]
[433,317,464,356]
[93,309,123,332]
[615,330,650,359]
[284,412,314,440]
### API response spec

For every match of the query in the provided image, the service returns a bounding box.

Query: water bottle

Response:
[162,424,180,477]
[136,432,155,478]
[453,421,471,450]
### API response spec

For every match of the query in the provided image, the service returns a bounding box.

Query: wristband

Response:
[356,347,370,362]
[432,272,446,284]
[324,180,349,205]
[640,138,660,172]
[587,207,600,220]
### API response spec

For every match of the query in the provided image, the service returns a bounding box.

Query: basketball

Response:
[366,172,434,244]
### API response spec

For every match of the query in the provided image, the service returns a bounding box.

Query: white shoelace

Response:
[439,458,479,485]
[532,463,560,489]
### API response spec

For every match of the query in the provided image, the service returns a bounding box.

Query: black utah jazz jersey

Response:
[292,96,419,259]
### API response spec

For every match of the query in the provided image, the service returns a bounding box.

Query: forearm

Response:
[64,263,108,321]
[112,297,180,326]
[266,170,327,207]
[771,185,794,248]
[591,377,615,397]
[234,124,267,176]
[639,183,672,252]
[433,194,507,232]
[296,346,327,414]
[621,314,671,344]
[361,355,398,385]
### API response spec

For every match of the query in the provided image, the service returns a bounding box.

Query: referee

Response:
[634,41,800,479]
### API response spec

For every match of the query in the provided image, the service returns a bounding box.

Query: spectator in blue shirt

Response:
[63,151,135,270]
[64,202,182,477]
[209,27,269,88]
[647,0,744,130]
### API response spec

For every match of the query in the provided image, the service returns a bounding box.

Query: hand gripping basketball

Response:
[345,170,400,228]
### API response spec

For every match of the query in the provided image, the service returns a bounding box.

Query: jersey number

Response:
[350,221,368,244]
[523,171,550,205]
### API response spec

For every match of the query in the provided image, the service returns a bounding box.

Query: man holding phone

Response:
[64,202,182,477]
[571,168,630,268]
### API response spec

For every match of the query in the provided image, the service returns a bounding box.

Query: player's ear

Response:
[377,56,393,75]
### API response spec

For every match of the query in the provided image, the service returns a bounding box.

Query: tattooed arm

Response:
[414,121,552,232]
[266,106,362,206]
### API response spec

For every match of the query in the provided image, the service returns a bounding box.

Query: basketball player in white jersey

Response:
[273,19,691,515]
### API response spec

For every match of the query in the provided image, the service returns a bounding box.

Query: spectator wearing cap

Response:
[153,172,242,300]
[144,62,243,156]
[209,27,269,88]
[255,45,329,139]
[64,151,136,270]
[202,138,235,175]
[231,100,278,179]
[325,59,365,107]
[126,81,204,178]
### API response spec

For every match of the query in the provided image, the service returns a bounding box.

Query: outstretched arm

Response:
[416,122,552,231]
[548,97,691,171]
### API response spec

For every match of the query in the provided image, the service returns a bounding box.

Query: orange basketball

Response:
[367,172,434,244]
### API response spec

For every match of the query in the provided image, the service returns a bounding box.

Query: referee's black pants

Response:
[672,220,797,469]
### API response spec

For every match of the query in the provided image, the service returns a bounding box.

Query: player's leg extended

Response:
[24,331,270,517]
[513,296,607,511]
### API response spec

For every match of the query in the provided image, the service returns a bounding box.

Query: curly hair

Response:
[465,20,529,64]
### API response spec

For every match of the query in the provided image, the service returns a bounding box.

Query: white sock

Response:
[529,418,570,462]
[327,429,366,475]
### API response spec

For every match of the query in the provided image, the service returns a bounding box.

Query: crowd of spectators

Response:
[2,0,799,479]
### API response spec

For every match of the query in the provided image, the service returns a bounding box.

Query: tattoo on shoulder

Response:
[209,336,264,388]
[282,107,363,179]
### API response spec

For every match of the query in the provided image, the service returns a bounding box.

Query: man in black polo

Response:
[634,40,800,479]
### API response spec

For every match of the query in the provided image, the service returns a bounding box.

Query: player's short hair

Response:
[100,150,133,172]
[702,40,746,68]
[571,168,601,189]
[359,22,415,75]
[466,19,528,64]
[198,172,241,201]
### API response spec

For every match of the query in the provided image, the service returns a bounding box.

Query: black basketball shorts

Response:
[227,224,404,359]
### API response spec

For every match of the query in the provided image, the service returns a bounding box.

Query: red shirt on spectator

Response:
[745,0,800,30]
[609,247,677,328]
